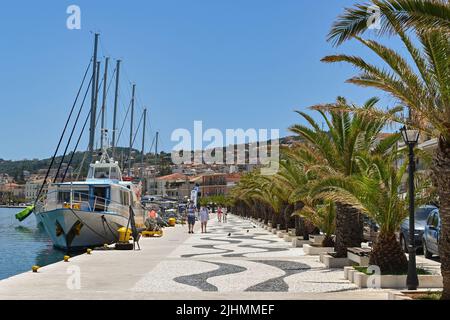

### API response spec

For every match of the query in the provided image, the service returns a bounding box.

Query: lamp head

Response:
[400,125,420,145]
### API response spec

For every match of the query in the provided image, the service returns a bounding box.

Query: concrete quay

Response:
[0,215,390,300]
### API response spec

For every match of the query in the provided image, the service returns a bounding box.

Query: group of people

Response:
[186,205,227,234]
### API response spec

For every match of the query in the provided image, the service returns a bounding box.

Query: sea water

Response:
[0,207,66,280]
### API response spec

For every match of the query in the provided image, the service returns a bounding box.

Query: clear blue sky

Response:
[0,0,405,160]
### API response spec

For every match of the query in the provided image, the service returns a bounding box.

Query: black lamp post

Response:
[400,125,420,291]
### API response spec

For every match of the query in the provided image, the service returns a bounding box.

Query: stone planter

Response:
[276,224,281,231]
[288,229,296,237]
[388,289,442,300]
[347,250,370,266]
[348,267,443,289]
[321,254,352,268]
[268,222,272,228]
[272,228,278,234]
[344,266,358,282]
[303,244,334,256]
[309,234,325,246]
[277,231,286,238]
[283,234,292,242]
[292,237,310,248]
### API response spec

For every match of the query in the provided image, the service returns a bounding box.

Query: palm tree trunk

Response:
[433,138,450,300]
[334,202,364,257]
[322,235,335,248]
[283,204,293,232]
[293,202,306,237]
[369,232,407,274]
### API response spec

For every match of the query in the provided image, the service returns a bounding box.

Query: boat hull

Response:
[36,209,129,251]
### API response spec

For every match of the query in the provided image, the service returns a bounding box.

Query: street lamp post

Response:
[400,125,420,291]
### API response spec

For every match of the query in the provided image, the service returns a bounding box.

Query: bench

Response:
[347,247,371,266]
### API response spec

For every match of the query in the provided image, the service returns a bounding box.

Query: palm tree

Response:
[289,97,399,257]
[311,151,408,273]
[312,147,434,273]
[294,200,336,248]
[328,0,450,46]
[325,0,450,298]
[231,170,285,227]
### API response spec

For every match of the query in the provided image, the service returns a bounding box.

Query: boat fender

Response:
[64,256,70,262]
[32,266,40,273]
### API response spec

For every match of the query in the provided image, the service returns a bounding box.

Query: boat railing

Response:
[37,190,140,220]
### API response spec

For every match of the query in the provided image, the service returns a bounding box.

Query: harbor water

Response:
[0,208,66,281]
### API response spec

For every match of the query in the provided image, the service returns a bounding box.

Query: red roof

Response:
[226,173,242,183]
[156,173,188,181]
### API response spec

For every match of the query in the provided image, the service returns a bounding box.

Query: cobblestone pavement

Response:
[131,214,383,296]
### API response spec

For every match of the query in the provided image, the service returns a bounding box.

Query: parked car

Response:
[399,205,437,253]
[363,216,379,243]
[423,208,440,259]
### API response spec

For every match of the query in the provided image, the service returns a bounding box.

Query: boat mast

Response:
[100,57,109,150]
[112,59,121,157]
[95,61,101,118]
[88,33,99,155]
[141,108,147,165]
[128,84,136,176]
[155,131,159,160]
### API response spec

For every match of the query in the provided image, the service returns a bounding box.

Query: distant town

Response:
[0,134,438,207]
[0,136,290,205]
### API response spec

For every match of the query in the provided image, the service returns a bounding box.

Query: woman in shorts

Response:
[200,206,210,233]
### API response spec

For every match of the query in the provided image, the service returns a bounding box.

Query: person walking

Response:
[187,204,196,234]
[217,206,222,223]
[223,207,228,223]
[200,206,210,233]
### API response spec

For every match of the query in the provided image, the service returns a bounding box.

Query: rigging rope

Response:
[54,74,94,183]
[33,59,92,208]
[116,99,132,145]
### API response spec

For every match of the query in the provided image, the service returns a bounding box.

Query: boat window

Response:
[94,167,110,179]
[110,167,119,180]
[58,191,71,203]
[120,191,130,206]
[93,187,108,212]
[72,191,89,202]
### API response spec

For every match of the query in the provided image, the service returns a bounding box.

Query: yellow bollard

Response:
[32,266,40,273]
[86,249,92,255]
[64,255,70,262]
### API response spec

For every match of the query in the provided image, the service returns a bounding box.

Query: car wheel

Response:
[423,241,433,259]
[400,235,408,253]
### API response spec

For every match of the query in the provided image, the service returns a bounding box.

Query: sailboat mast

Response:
[100,57,109,150]
[141,108,147,165]
[128,84,136,176]
[112,59,121,156]
[88,33,99,154]
[155,131,159,165]
[95,61,101,116]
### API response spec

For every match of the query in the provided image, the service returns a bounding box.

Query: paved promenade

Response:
[0,214,389,300]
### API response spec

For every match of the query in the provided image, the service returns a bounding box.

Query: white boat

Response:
[34,150,144,251]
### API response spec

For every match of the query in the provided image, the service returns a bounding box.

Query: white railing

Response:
[37,190,131,219]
